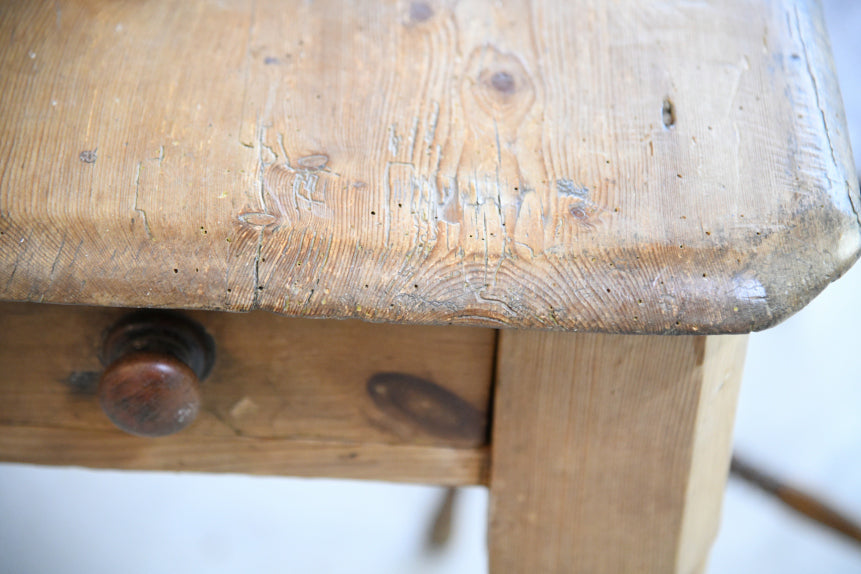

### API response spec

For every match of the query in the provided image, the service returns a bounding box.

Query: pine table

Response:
[1,1,858,571]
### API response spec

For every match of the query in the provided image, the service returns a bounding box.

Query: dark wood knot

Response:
[367,372,486,444]
[489,71,516,94]
[409,1,434,23]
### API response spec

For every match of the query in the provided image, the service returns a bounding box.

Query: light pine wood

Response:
[489,331,747,573]
[0,302,493,482]
[1,0,858,333]
[675,336,749,573]
[0,427,488,485]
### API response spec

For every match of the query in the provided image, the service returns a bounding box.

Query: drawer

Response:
[0,302,495,485]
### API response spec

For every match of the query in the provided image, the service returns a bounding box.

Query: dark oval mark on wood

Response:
[409,1,433,23]
[469,49,536,122]
[490,71,515,94]
[569,205,589,221]
[367,372,485,444]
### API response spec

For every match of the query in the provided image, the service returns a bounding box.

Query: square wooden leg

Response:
[488,332,747,573]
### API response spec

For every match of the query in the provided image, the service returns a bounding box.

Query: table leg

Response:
[488,332,747,573]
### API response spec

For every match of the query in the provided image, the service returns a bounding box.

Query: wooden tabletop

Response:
[1,0,858,333]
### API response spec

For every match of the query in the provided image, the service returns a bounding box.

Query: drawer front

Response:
[0,303,495,484]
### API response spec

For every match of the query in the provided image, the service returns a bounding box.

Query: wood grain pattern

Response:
[0,302,493,482]
[0,0,857,333]
[489,331,747,573]
[0,427,488,486]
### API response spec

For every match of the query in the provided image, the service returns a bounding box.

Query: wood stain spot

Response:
[409,1,433,23]
[64,370,100,393]
[366,372,485,444]
[79,149,97,163]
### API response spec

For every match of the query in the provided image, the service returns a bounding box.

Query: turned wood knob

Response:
[98,312,215,438]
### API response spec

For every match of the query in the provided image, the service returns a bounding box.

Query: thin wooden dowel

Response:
[731,455,861,547]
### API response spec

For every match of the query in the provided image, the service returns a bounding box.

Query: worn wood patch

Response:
[0,0,858,333]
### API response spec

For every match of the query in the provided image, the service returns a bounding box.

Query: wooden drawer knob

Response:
[98,312,215,437]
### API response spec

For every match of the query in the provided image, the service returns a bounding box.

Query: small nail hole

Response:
[662,97,676,128]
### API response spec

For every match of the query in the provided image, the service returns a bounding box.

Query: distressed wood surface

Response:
[0,0,858,333]
[0,302,493,482]
[489,332,747,573]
